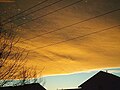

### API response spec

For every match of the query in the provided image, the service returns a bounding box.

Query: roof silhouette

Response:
[61,71,120,90]
[79,71,120,90]
[0,83,46,90]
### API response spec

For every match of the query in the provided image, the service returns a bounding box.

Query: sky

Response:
[42,68,120,90]
[4,67,120,90]
[0,0,15,2]
[0,0,120,87]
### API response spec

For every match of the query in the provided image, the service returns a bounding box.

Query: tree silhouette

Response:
[0,17,44,87]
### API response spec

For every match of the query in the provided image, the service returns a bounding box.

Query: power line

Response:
[21,8,120,42]
[32,24,120,50]
[3,0,64,25]
[10,0,84,28]
[2,0,48,23]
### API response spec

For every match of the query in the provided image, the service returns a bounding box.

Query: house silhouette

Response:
[0,83,46,90]
[79,71,120,90]
[60,71,120,90]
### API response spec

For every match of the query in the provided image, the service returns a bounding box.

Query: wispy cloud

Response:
[107,70,120,73]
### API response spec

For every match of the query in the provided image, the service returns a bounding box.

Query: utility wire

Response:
[3,0,64,25]
[32,24,120,50]
[21,8,120,42]
[8,0,84,28]
[1,0,48,23]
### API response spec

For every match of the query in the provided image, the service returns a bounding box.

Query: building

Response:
[60,71,120,90]
[79,71,120,90]
[0,83,46,90]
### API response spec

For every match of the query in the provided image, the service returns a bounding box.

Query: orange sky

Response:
[0,0,15,2]
[1,0,120,77]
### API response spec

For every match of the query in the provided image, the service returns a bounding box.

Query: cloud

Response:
[107,70,120,73]
[1,0,120,77]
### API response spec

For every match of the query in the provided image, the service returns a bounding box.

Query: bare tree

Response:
[12,66,45,86]
[0,17,44,87]
[0,17,27,86]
